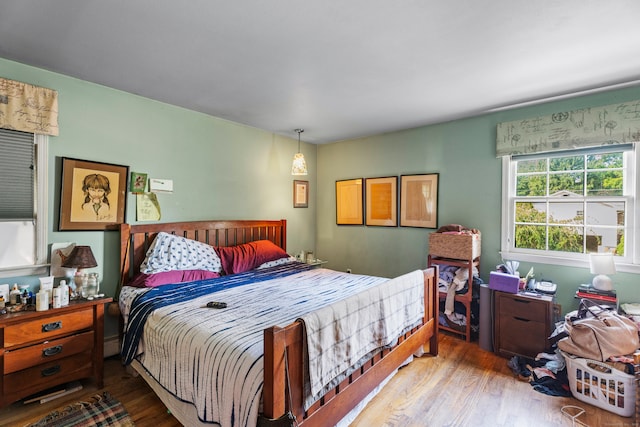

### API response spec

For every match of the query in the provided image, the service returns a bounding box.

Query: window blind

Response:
[0,128,34,220]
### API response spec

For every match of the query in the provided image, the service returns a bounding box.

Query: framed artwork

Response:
[130,172,148,193]
[59,157,129,231]
[293,180,309,208]
[336,178,363,225]
[365,176,398,227]
[400,173,439,228]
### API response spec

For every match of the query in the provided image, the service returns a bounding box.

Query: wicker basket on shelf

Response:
[429,232,481,260]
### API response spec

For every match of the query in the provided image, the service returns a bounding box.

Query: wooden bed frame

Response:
[119,219,438,426]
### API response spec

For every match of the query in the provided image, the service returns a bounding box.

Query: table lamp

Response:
[61,245,97,297]
[589,253,616,291]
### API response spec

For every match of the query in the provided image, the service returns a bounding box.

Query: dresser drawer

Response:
[497,294,548,321]
[4,330,94,374]
[3,308,94,348]
[497,315,548,357]
[3,351,93,396]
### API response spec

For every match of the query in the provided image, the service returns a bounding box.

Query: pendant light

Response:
[291,128,308,175]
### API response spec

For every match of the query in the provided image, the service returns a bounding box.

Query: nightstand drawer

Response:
[3,351,93,395]
[3,308,93,348]
[4,330,94,374]
[497,294,548,320]
[498,316,548,356]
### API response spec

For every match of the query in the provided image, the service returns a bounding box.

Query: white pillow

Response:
[256,256,297,270]
[140,232,222,274]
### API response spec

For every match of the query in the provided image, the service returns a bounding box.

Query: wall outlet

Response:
[346,268,352,273]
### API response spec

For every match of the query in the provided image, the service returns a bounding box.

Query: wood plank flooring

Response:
[1,333,635,426]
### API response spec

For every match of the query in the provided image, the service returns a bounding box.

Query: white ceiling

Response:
[2,1,640,144]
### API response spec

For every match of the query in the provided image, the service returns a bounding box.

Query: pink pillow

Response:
[128,269,220,288]
[215,240,289,275]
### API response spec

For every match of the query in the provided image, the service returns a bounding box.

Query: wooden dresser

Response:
[0,298,111,407]
[494,291,553,359]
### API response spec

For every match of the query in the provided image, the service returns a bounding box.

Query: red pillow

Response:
[128,269,220,288]
[215,240,289,275]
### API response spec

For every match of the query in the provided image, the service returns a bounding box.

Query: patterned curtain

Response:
[0,77,59,136]
[496,100,640,157]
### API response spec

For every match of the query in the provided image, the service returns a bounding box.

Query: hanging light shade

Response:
[291,129,308,175]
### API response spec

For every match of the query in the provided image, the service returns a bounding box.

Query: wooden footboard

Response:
[263,267,438,426]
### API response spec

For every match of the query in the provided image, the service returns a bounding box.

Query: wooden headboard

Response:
[119,219,287,286]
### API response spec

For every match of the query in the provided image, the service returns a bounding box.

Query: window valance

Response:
[496,100,640,157]
[0,77,59,136]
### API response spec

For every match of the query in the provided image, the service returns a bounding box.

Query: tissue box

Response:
[489,271,520,294]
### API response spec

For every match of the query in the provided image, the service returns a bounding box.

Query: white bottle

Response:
[9,284,21,305]
[36,290,49,311]
[59,280,70,306]
[52,287,62,309]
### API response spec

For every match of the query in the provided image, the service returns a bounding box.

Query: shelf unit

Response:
[428,254,480,342]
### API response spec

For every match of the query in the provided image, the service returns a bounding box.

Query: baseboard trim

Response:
[104,335,120,358]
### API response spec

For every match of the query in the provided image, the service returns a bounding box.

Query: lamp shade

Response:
[61,245,97,269]
[291,128,308,175]
[589,253,616,275]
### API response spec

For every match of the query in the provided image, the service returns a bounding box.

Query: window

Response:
[0,128,48,278]
[501,145,639,272]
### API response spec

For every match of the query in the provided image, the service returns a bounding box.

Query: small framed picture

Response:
[59,157,129,231]
[293,180,309,208]
[130,172,148,193]
[365,176,398,227]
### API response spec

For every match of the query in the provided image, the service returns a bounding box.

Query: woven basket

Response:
[429,232,481,260]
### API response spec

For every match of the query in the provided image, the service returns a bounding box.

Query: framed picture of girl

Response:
[59,157,129,231]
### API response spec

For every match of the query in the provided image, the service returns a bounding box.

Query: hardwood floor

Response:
[1,333,635,426]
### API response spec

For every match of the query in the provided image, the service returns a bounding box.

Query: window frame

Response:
[500,145,639,274]
[0,133,49,278]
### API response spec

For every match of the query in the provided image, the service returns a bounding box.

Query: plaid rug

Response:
[27,392,135,427]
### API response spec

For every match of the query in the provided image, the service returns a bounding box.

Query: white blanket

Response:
[299,269,425,409]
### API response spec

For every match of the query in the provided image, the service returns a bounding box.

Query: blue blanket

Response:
[121,262,312,364]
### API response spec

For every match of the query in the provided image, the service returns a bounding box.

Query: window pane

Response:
[549,202,583,224]
[587,152,623,169]
[549,172,583,195]
[515,201,546,223]
[548,226,583,253]
[586,226,623,255]
[517,159,546,173]
[550,155,584,171]
[516,175,546,196]
[515,224,546,250]
[586,201,624,227]
[586,170,623,196]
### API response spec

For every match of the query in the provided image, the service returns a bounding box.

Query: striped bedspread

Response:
[299,269,424,409]
[119,264,423,427]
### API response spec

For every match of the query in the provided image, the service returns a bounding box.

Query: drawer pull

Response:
[43,345,63,357]
[41,365,61,377]
[513,299,531,304]
[42,321,62,332]
[514,316,531,322]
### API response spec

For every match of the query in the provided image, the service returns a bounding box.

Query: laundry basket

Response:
[563,352,636,417]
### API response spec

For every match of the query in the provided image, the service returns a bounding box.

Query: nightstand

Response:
[306,259,328,268]
[0,297,112,407]
[494,291,553,358]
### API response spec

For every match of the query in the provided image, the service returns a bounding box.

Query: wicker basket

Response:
[429,232,481,260]
[563,352,636,417]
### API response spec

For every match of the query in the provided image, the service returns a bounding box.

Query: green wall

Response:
[2,55,639,338]
[317,87,640,316]
[0,57,317,338]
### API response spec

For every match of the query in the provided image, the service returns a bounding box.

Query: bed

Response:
[118,219,438,427]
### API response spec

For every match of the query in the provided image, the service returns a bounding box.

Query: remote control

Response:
[206,301,227,309]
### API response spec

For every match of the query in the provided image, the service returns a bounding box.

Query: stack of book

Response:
[575,284,617,304]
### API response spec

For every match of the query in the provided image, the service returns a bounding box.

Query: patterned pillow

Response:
[140,232,222,274]
[256,256,297,270]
